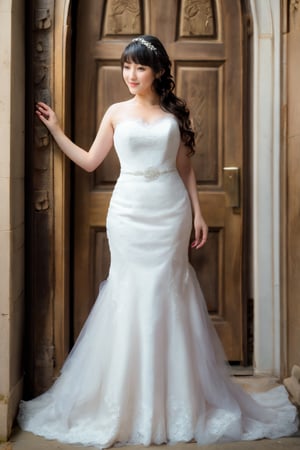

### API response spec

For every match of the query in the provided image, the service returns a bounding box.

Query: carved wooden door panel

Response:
[74,0,246,361]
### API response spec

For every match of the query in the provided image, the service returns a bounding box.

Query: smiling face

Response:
[122,61,156,97]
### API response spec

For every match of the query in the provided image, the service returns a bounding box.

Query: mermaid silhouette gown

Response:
[18,117,298,447]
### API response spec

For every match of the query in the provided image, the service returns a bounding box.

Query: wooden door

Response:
[74,0,246,361]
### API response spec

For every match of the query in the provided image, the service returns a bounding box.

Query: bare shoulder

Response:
[105,100,134,128]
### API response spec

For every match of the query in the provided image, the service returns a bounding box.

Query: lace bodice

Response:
[113,116,180,174]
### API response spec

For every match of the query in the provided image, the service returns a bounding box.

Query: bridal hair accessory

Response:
[132,37,158,53]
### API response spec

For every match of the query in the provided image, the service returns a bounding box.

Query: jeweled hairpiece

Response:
[132,37,158,53]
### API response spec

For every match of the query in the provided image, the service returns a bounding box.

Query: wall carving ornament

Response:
[290,0,300,12]
[179,0,215,37]
[103,0,142,35]
[29,0,55,393]
[33,0,53,212]
[34,5,52,29]
[103,0,217,38]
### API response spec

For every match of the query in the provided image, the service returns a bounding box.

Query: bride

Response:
[18,35,298,448]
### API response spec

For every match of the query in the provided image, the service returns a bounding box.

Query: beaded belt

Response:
[121,166,176,181]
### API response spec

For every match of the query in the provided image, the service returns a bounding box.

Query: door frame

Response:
[249,0,283,377]
[53,0,284,377]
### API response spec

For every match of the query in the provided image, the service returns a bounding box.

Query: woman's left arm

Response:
[176,142,208,249]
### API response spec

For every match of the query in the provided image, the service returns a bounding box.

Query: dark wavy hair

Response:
[121,35,195,156]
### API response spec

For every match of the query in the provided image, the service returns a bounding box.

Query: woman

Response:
[18,35,298,448]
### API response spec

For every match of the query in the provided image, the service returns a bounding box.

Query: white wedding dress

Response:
[18,116,298,448]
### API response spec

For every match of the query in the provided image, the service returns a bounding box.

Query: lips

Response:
[128,83,139,87]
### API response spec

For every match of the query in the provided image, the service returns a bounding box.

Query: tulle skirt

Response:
[18,172,299,447]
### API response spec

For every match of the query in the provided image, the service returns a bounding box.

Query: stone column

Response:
[285,0,300,373]
[250,0,282,377]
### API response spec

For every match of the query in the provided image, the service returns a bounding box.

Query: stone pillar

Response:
[285,0,300,372]
[25,0,56,397]
[250,0,281,376]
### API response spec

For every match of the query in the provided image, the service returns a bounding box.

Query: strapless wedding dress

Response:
[18,116,298,448]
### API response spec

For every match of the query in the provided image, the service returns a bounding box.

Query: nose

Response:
[128,68,137,80]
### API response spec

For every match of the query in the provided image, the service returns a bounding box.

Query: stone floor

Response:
[1,377,299,450]
[1,428,300,450]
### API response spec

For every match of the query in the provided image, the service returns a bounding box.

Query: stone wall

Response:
[0,0,25,441]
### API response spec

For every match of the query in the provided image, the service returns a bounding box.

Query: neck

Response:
[133,92,160,107]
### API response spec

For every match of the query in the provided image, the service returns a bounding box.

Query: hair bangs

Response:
[121,42,157,70]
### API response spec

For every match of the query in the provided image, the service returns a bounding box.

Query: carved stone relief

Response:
[33,0,53,212]
[103,0,142,36]
[34,6,52,29]
[179,0,216,37]
[28,0,55,394]
[290,0,300,12]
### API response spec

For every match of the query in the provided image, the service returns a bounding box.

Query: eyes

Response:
[123,64,146,72]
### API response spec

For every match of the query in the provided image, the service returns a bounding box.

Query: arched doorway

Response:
[27,0,284,398]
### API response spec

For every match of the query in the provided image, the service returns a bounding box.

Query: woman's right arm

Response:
[36,101,114,172]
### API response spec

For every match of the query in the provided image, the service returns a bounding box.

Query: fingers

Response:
[191,224,208,250]
[191,236,206,249]
[36,102,48,115]
[35,102,51,122]
[196,235,207,249]
[36,101,47,109]
[35,108,47,121]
